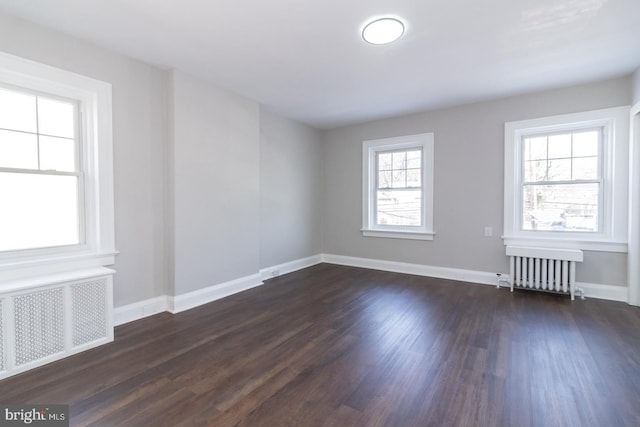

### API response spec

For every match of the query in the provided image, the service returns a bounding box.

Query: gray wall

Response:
[322,77,631,286]
[0,10,634,308]
[0,12,325,307]
[634,67,640,105]
[259,108,323,268]
[168,70,261,295]
[0,12,168,306]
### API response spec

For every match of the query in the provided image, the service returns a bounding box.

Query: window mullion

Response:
[35,96,41,170]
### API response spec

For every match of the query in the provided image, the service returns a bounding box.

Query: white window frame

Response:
[504,106,629,252]
[362,133,434,240]
[0,52,116,280]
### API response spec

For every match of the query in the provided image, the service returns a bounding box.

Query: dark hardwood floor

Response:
[1,263,639,426]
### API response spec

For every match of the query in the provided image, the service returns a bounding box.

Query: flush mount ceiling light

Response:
[362,17,405,45]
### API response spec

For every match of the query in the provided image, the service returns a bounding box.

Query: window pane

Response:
[378,152,392,170]
[572,131,599,157]
[0,172,80,251]
[522,183,598,232]
[37,97,75,138]
[548,159,571,181]
[406,150,421,168]
[548,134,572,158]
[40,136,76,172]
[572,156,597,180]
[406,168,421,187]
[377,189,421,226]
[0,88,37,133]
[0,129,38,169]
[524,160,546,182]
[391,170,406,188]
[524,136,547,161]
[378,170,392,189]
[392,152,406,169]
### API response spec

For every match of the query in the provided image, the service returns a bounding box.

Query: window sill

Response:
[0,250,118,282]
[361,229,435,241]
[502,235,627,253]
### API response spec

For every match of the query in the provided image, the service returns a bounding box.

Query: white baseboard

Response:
[260,254,323,281]
[322,253,500,286]
[113,254,630,325]
[577,282,628,302]
[113,255,326,325]
[168,273,264,314]
[321,253,628,303]
[114,296,168,326]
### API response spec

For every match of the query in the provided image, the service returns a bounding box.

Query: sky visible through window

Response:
[522,129,599,232]
[0,86,80,251]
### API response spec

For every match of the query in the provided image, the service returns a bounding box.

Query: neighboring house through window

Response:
[503,106,629,252]
[362,132,434,240]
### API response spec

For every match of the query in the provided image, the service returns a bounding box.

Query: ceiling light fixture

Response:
[362,18,405,45]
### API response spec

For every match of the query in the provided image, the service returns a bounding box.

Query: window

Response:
[522,128,601,232]
[504,107,629,252]
[0,86,82,252]
[362,133,434,240]
[0,52,115,277]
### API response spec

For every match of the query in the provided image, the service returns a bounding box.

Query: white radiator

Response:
[506,246,583,300]
[0,268,114,380]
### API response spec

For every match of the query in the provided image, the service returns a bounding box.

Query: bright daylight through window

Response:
[376,149,422,226]
[522,128,601,232]
[0,86,81,252]
[0,52,115,276]
[363,133,434,240]
[503,107,629,252]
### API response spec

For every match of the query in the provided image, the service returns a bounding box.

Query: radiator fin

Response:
[506,246,583,300]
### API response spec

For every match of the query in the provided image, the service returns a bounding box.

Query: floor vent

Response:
[0,268,114,380]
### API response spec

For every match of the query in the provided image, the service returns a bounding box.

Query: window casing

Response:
[0,52,115,280]
[362,133,434,240]
[504,107,629,252]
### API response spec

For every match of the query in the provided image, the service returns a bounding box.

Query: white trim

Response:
[0,252,118,282]
[110,248,633,327]
[362,133,435,238]
[259,254,323,281]
[168,274,263,314]
[628,101,640,306]
[112,256,324,326]
[502,236,626,253]
[361,230,435,240]
[321,253,626,302]
[0,51,116,278]
[322,253,499,285]
[577,282,628,303]
[0,267,115,293]
[114,296,169,326]
[506,246,583,262]
[503,106,630,252]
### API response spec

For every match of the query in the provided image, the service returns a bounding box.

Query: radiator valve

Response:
[496,273,510,289]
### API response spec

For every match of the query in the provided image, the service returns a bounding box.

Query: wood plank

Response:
[0,263,638,426]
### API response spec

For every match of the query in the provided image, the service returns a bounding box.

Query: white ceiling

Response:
[0,0,638,129]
